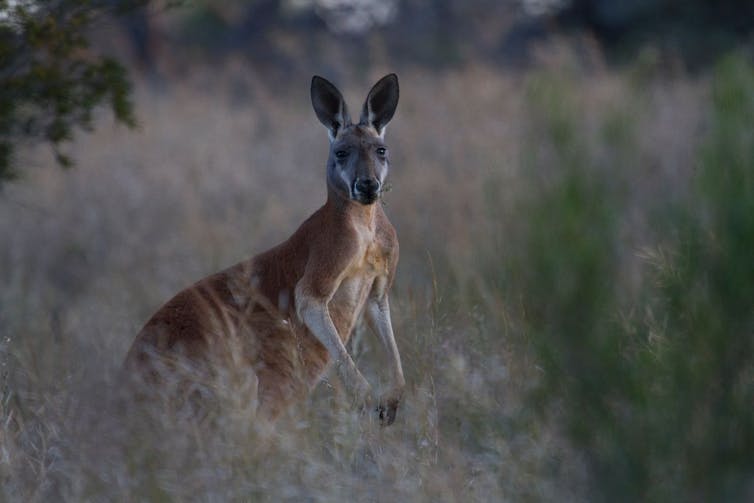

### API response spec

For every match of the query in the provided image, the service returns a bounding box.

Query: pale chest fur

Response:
[328,229,392,343]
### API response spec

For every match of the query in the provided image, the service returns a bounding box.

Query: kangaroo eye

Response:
[376,147,387,156]
[335,150,349,159]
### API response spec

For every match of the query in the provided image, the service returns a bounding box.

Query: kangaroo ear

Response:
[360,73,399,137]
[311,76,350,142]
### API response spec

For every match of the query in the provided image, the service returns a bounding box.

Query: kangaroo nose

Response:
[354,177,380,195]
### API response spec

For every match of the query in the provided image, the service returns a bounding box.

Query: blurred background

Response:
[1,0,753,500]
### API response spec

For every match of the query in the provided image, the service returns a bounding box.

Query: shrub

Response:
[489,54,754,500]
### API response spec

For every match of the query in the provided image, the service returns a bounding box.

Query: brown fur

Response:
[125,75,405,424]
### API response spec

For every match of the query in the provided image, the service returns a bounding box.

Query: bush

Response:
[0,0,153,183]
[489,54,754,500]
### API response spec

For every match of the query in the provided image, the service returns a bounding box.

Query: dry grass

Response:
[0,56,706,500]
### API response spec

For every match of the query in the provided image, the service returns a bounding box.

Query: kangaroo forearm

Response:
[365,298,405,387]
[298,300,371,393]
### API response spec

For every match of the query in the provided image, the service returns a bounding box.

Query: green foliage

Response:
[489,54,754,500]
[0,0,150,183]
[653,54,754,499]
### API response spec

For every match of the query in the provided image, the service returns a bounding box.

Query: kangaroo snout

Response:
[353,177,381,203]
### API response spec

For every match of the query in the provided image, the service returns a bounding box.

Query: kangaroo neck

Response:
[325,185,377,227]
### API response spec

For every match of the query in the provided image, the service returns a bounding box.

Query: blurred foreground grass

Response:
[0,53,752,500]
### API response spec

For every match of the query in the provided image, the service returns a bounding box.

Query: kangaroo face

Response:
[327,125,388,205]
[311,74,399,206]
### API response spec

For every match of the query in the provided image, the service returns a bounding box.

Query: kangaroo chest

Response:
[328,240,388,342]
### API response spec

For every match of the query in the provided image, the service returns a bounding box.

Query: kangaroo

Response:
[125,74,405,425]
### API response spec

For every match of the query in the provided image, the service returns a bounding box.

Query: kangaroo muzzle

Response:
[352,177,381,204]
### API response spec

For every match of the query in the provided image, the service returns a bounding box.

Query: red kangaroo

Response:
[125,74,405,425]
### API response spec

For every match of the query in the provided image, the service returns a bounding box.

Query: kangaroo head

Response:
[311,74,399,205]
